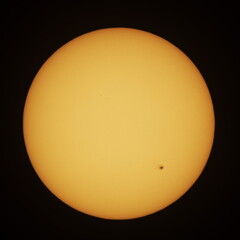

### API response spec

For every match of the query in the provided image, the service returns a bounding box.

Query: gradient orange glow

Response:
[23,28,215,220]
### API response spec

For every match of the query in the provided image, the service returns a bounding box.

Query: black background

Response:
[2,1,239,239]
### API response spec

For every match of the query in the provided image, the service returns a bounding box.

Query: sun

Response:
[23,27,215,220]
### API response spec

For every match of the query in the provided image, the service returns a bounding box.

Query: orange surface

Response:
[23,28,215,219]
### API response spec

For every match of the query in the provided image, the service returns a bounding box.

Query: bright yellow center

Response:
[23,28,215,220]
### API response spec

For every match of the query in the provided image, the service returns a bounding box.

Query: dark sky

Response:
[2,2,239,239]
